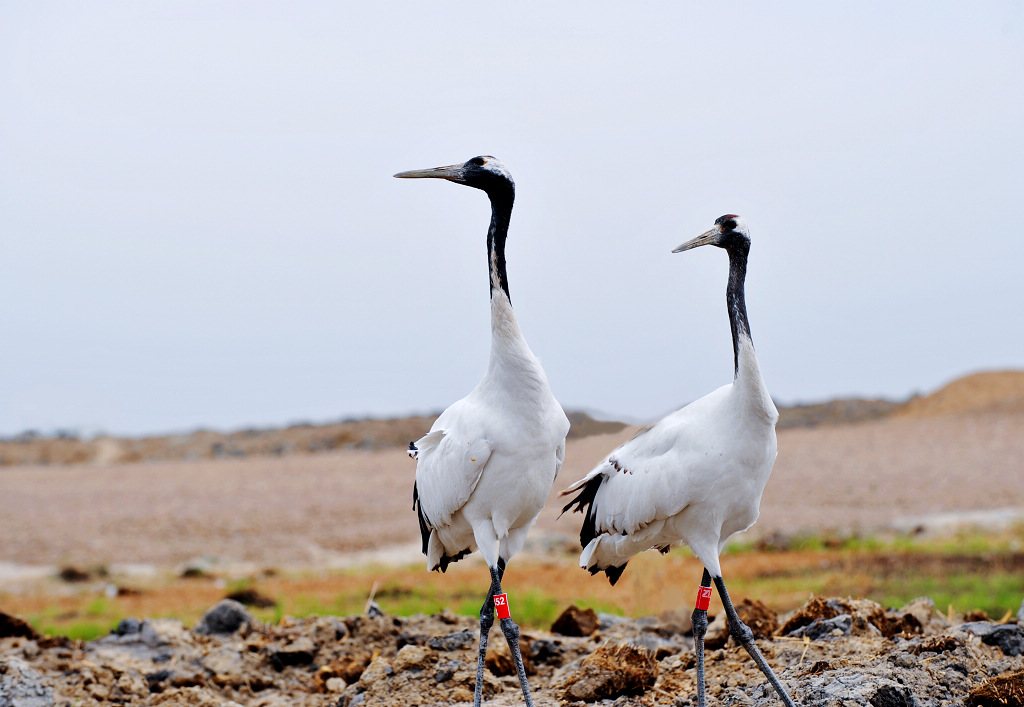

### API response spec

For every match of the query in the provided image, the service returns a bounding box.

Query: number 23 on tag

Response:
[494,593,511,619]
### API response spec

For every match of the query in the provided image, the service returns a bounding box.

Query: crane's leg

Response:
[713,576,795,707]
[690,568,713,707]
[473,562,503,707]
[484,558,535,707]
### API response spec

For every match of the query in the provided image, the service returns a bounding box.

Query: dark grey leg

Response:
[691,568,712,707]
[473,566,502,707]
[494,559,534,707]
[713,576,795,707]
[499,615,534,706]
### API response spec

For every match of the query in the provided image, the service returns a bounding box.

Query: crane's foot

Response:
[714,576,796,707]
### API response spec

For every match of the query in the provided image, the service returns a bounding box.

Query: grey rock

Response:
[90,618,191,664]
[201,647,246,680]
[867,683,915,706]
[1018,596,1024,624]
[798,672,910,707]
[114,618,141,636]
[268,637,317,670]
[0,658,54,707]
[788,613,852,640]
[433,660,456,683]
[193,599,253,635]
[597,612,630,631]
[426,629,475,651]
[530,638,564,665]
[959,621,1024,656]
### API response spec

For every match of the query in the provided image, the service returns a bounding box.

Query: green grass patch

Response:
[14,525,1024,639]
[869,571,1023,618]
[34,620,111,641]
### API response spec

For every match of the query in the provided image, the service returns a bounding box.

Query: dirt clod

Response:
[552,605,599,637]
[733,598,778,639]
[57,566,90,583]
[225,587,277,608]
[486,636,536,676]
[0,611,40,640]
[563,642,658,701]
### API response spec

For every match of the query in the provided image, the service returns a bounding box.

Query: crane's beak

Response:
[672,226,721,253]
[393,164,466,182]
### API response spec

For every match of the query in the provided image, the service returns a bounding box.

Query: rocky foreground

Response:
[3,595,1024,707]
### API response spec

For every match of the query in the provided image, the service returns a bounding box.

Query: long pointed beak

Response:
[672,227,720,253]
[393,164,466,182]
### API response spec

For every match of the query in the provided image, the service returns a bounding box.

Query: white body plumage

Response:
[414,290,569,572]
[564,333,777,580]
[398,155,569,575]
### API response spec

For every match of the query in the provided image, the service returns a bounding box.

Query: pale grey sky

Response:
[2,2,1022,435]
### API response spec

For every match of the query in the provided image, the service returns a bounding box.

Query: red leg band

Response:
[494,593,511,619]
[695,585,712,611]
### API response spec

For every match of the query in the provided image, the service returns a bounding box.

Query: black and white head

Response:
[394,155,514,198]
[673,214,750,254]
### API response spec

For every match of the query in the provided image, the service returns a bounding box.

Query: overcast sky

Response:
[2,2,1022,436]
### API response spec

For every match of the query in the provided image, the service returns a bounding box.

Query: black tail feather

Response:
[587,562,627,586]
[435,547,471,573]
[561,475,605,548]
[412,482,430,556]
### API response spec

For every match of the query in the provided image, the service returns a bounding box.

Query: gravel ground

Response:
[2,595,1023,706]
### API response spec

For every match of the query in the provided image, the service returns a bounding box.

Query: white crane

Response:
[395,156,570,707]
[561,215,794,707]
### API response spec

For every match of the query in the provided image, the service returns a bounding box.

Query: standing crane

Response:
[561,215,794,707]
[395,156,570,707]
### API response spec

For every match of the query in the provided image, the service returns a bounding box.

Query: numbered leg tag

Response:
[494,593,511,619]
[695,586,712,611]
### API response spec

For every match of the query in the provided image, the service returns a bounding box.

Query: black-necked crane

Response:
[561,215,794,707]
[395,156,570,707]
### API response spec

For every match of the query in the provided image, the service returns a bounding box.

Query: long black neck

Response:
[486,188,514,302]
[726,245,752,377]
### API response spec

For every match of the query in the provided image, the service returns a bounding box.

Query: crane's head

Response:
[394,155,515,197]
[672,214,750,254]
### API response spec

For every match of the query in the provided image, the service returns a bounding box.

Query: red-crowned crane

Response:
[395,156,570,707]
[561,215,794,707]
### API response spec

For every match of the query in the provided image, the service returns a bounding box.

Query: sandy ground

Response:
[1,407,1022,575]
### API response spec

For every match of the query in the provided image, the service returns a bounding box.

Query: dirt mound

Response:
[776,398,902,429]
[2,596,1023,706]
[896,370,1024,419]
[0,411,627,467]
[0,416,442,467]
